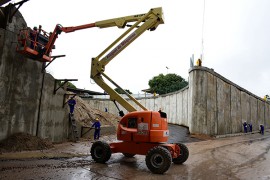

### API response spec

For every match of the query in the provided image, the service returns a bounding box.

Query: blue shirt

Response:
[68,99,76,106]
[92,121,101,129]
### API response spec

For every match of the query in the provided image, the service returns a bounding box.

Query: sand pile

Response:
[0,132,54,153]
[73,96,120,128]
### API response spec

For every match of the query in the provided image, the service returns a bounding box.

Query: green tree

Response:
[59,81,77,89]
[114,87,132,94]
[148,73,188,95]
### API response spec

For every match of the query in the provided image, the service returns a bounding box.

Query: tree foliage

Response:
[148,73,188,95]
[114,87,132,94]
[59,81,77,89]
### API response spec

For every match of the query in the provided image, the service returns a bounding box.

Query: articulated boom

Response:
[16,7,163,113]
[90,7,164,113]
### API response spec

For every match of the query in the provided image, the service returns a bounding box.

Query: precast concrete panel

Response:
[176,91,183,125]
[182,89,189,127]
[159,96,167,112]
[241,92,250,128]
[40,73,69,142]
[257,100,265,129]
[216,78,231,135]
[230,86,242,133]
[164,95,171,123]
[188,71,194,129]
[206,72,217,135]
[149,98,156,111]
[250,96,258,130]
[153,97,160,111]
[97,99,106,112]
[193,70,207,134]
[170,93,177,124]
[265,103,270,128]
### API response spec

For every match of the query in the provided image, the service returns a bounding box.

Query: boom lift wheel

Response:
[90,141,111,163]
[172,143,189,164]
[145,146,172,174]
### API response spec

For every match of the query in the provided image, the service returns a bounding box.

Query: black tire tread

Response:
[90,141,111,163]
[172,143,189,164]
[145,146,172,174]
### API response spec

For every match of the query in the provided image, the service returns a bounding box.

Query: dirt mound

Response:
[190,133,214,140]
[0,133,54,153]
[73,96,120,128]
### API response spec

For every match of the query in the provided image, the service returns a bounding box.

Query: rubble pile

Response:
[0,132,54,153]
[73,96,120,128]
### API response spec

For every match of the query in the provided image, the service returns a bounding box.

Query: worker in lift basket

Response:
[91,117,101,140]
[30,26,38,49]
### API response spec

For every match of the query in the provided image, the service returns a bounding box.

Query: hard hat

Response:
[95,117,99,121]
[33,26,37,30]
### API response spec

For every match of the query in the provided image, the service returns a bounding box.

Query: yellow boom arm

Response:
[91,7,164,112]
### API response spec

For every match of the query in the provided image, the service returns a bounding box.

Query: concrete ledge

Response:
[189,66,269,104]
[215,129,269,138]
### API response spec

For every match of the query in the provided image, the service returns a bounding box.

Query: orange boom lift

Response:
[16,7,189,174]
[89,7,189,174]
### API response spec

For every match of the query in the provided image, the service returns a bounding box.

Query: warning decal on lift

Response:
[137,123,148,135]
[163,130,169,137]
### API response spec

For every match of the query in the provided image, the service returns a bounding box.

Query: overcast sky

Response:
[16,0,270,97]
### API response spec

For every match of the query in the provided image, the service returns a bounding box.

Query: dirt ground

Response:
[0,125,269,180]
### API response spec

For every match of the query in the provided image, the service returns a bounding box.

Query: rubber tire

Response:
[145,146,172,174]
[172,143,189,164]
[122,153,136,158]
[90,141,111,163]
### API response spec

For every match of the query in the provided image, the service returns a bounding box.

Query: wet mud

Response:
[0,125,269,180]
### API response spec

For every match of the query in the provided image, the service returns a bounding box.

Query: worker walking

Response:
[68,96,76,114]
[92,117,101,140]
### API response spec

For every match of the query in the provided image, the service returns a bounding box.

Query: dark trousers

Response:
[94,129,100,140]
[69,105,74,114]
[244,126,247,133]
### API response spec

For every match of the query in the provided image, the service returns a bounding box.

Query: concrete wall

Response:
[189,67,270,135]
[38,73,69,142]
[84,67,270,136]
[84,87,190,127]
[0,11,69,142]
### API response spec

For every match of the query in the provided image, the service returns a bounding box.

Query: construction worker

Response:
[30,26,38,49]
[196,58,202,66]
[243,121,248,133]
[248,123,252,132]
[259,124,264,135]
[68,96,76,114]
[264,95,269,102]
[92,117,101,140]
